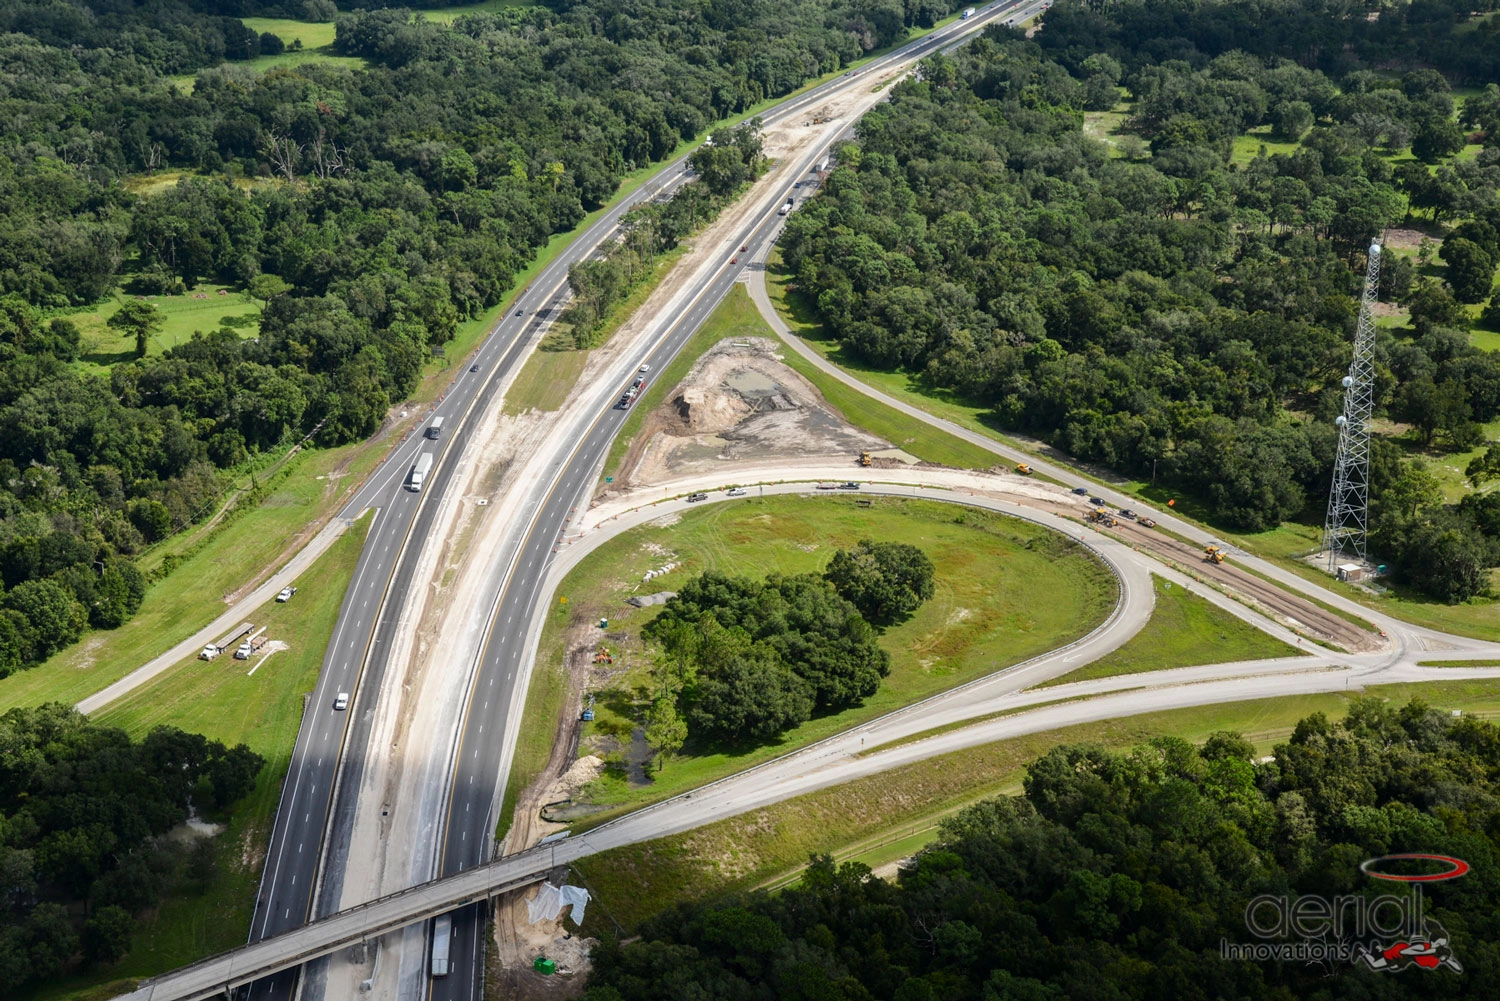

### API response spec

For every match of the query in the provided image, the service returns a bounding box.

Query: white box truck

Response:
[408,452,434,492]
[962,7,975,18]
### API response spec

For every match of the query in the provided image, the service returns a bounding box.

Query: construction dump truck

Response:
[1204,546,1225,564]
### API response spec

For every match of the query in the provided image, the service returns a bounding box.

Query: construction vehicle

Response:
[859,451,872,467]
[1204,546,1225,564]
[1015,463,1033,475]
[1086,508,1117,528]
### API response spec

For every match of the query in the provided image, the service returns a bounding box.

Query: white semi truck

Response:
[431,913,451,977]
[408,452,434,492]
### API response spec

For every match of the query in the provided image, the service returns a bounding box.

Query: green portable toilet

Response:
[533,956,556,975]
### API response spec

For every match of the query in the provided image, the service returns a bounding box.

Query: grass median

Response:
[573,678,1500,934]
[23,512,373,1001]
[1038,575,1304,688]
[501,493,1116,838]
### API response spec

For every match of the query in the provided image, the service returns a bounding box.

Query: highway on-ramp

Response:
[108,474,1500,1001]
[424,5,1048,999]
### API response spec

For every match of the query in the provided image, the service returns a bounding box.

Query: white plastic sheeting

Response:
[526,882,591,926]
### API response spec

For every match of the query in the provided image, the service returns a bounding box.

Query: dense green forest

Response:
[639,543,933,753]
[0,0,952,676]
[585,699,1500,1000]
[0,704,264,992]
[781,1,1500,601]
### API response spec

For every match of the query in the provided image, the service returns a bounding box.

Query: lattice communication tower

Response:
[1322,241,1382,571]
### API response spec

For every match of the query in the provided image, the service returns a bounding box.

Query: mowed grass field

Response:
[20,514,372,1001]
[574,678,1500,933]
[1041,574,1303,687]
[61,286,261,376]
[0,440,385,714]
[505,494,1117,834]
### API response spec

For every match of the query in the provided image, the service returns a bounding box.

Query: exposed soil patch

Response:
[608,338,887,494]
[1382,226,1441,251]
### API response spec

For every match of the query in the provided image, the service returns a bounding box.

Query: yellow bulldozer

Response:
[1086,507,1117,528]
[1015,463,1033,475]
[858,451,872,467]
[1204,545,1225,564]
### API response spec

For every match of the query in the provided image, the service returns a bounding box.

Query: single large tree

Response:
[107,300,162,358]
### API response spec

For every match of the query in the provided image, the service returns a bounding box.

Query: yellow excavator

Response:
[858,451,872,467]
[1204,545,1225,564]
[1015,463,1033,475]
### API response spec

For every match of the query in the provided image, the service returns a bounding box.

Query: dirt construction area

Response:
[610,338,915,492]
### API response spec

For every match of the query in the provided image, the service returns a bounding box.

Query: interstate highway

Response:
[241,141,702,1001]
[124,2,1043,999]
[425,5,1049,998]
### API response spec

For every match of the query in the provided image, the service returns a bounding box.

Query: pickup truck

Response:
[839,481,861,490]
[276,586,297,603]
[687,492,708,502]
[726,487,748,497]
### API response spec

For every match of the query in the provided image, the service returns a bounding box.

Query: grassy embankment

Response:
[19,513,372,1001]
[1040,574,1304,687]
[574,678,1500,933]
[0,444,386,713]
[763,252,1500,642]
[601,285,1000,483]
[499,492,1116,841]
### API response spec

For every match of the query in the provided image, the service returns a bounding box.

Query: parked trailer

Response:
[408,452,435,492]
[202,621,253,660]
[431,913,452,978]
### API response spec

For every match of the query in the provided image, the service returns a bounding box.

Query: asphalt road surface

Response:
[424,6,1049,998]
[238,4,1040,999]
[243,152,695,1001]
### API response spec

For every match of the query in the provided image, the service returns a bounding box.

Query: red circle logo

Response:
[1360,854,1470,882]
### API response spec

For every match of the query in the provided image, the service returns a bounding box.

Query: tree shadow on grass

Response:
[80,348,138,367]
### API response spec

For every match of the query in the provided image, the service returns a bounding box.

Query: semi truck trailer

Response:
[408,452,434,492]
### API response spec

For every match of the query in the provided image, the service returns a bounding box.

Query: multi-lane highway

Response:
[111,468,1500,1001]
[425,5,1051,997]
[237,4,1042,1000]
[242,132,696,1001]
